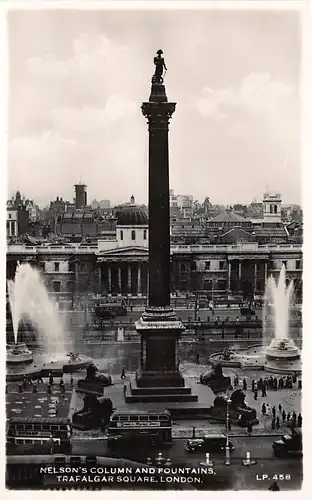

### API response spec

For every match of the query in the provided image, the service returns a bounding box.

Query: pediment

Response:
[97,245,148,257]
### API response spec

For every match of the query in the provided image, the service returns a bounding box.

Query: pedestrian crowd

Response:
[251,373,301,400]
[14,373,74,394]
[261,402,302,430]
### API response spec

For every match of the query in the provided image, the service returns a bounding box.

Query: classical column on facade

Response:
[253,262,258,293]
[137,263,142,295]
[227,261,232,292]
[97,265,102,292]
[107,264,112,294]
[118,265,122,295]
[238,261,242,290]
[264,261,268,280]
[128,264,132,294]
[75,261,79,295]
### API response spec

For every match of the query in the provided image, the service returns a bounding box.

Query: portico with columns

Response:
[227,254,270,295]
[97,247,148,296]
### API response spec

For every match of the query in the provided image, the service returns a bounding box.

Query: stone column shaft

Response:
[253,262,258,293]
[142,98,176,307]
[118,266,122,294]
[228,261,232,292]
[128,264,132,293]
[108,265,112,294]
[238,261,242,283]
[137,263,142,295]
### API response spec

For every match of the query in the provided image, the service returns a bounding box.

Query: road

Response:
[68,435,302,490]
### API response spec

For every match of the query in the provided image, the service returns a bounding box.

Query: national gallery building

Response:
[6,204,303,301]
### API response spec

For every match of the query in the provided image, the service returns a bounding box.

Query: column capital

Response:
[141,101,176,130]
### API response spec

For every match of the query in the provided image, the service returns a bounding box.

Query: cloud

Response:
[196,72,297,145]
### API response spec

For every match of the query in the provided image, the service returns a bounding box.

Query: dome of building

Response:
[117,196,148,226]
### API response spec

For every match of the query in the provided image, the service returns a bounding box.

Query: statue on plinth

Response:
[153,49,167,84]
[200,362,233,393]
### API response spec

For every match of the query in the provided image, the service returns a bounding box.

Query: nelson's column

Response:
[126,51,198,403]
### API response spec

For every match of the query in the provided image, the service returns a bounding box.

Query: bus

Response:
[6,417,72,454]
[107,409,172,448]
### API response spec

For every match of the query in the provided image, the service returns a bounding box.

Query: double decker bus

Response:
[107,409,172,449]
[6,417,72,455]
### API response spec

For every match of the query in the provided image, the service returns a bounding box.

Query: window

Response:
[205,261,210,270]
[120,230,123,241]
[181,262,187,273]
[10,221,16,236]
[131,230,136,241]
[39,262,45,271]
[274,205,278,214]
[219,261,225,270]
[296,260,301,270]
[282,260,287,269]
[54,262,60,272]
[191,262,197,271]
[68,261,75,272]
[270,205,273,214]
[143,229,147,240]
[52,281,61,292]
[8,213,12,219]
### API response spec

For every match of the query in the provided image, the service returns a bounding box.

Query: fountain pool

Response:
[209,265,302,374]
[6,263,93,378]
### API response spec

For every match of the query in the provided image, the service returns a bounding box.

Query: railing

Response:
[7,242,302,255]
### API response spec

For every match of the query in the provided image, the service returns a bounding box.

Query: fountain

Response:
[208,265,301,374]
[6,262,93,378]
[7,262,66,361]
[263,265,300,361]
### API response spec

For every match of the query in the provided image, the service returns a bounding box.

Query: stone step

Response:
[130,385,192,395]
[125,391,198,403]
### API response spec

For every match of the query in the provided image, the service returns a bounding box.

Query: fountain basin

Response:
[265,338,300,361]
[6,353,94,382]
[6,343,33,364]
[209,343,302,375]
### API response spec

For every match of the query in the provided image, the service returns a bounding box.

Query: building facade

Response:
[6,240,302,302]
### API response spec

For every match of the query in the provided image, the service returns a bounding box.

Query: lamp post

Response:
[225,398,232,465]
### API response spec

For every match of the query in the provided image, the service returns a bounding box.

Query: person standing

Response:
[272,406,276,419]
[254,389,258,401]
[287,412,291,423]
[243,378,247,391]
[292,412,297,427]
[121,366,126,380]
[269,481,280,491]
[262,403,266,416]
[251,380,255,392]
[276,416,280,429]
[282,409,286,423]
[271,418,276,430]
[297,413,302,428]
[278,404,282,413]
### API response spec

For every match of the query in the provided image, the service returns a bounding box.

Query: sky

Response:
[7,8,301,207]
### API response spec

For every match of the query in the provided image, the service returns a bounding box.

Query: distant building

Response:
[6,191,30,238]
[74,183,87,209]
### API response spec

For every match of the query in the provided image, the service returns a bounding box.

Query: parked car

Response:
[273,429,302,457]
[185,434,234,453]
